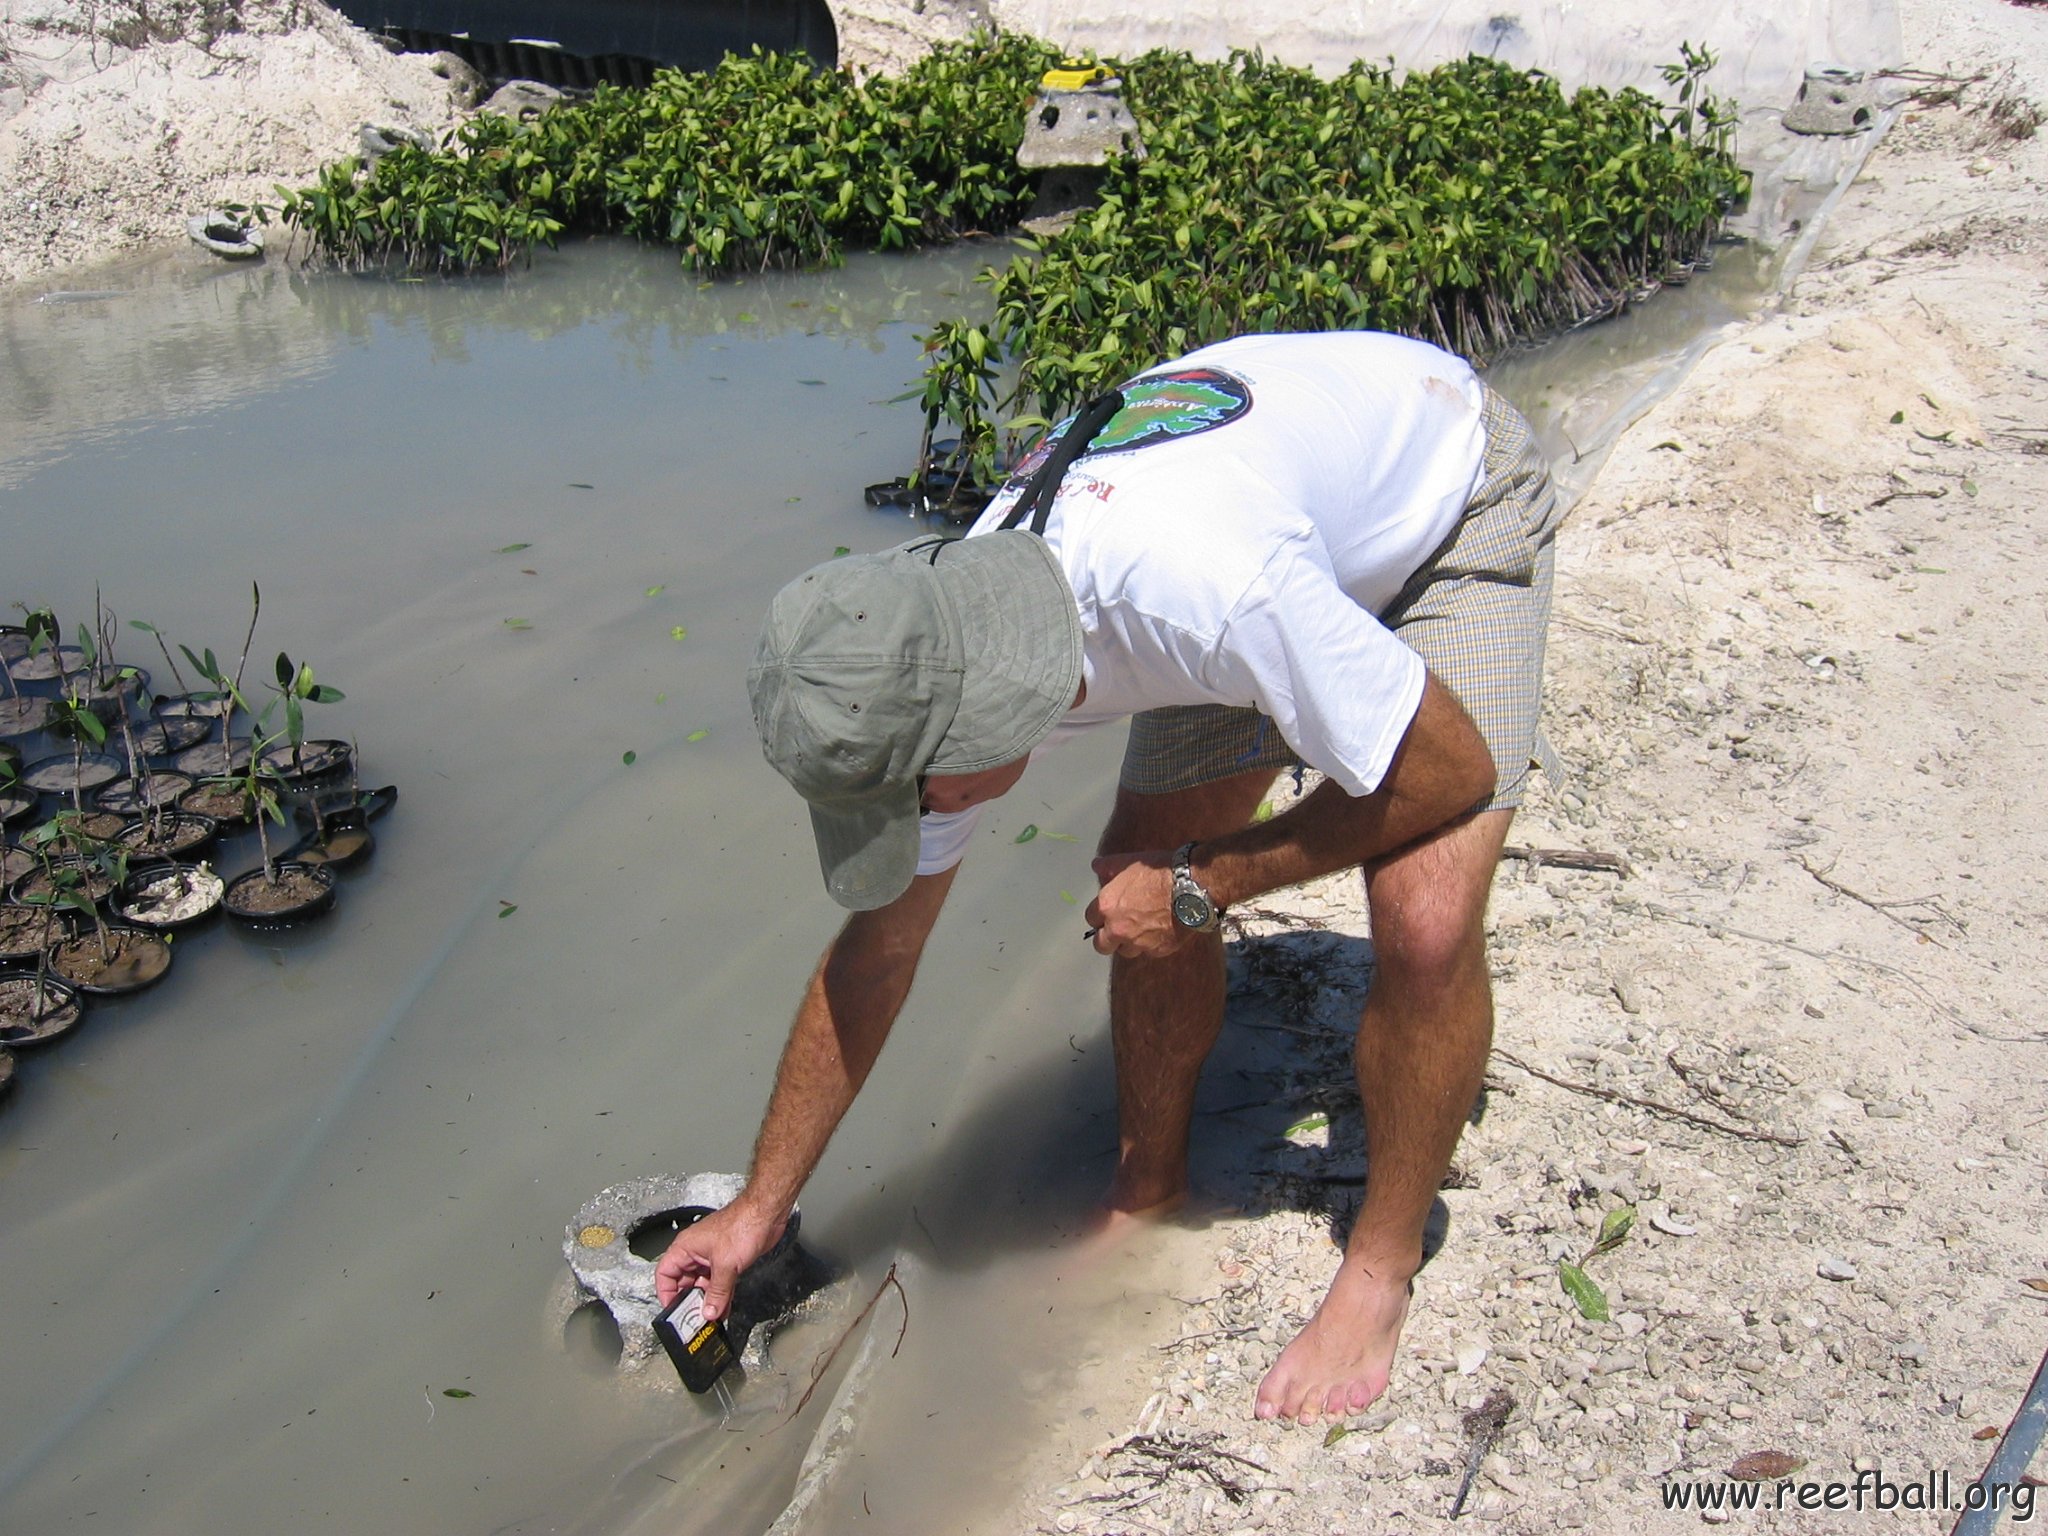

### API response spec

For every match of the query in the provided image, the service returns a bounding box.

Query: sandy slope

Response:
[1003,3,2048,1533]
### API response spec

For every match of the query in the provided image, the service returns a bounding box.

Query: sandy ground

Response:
[999,4,2048,1533]
[2,2,2043,1533]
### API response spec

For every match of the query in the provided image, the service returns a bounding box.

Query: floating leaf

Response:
[646,584,666,598]
[1323,1424,1351,1448]
[1041,831,1078,842]
[686,729,710,742]
[441,1388,475,1400]
[622,750,637,765]
[1058,890,1078,905]
[655,692,667,704]
[1726,1450,1806,1481]
[833,546,851,558]
[1587,1204,1636,1259]
[800,378,826,386]
[498,902,517,919]
[568,483,594,490]
[1558,1261,1609,1321]
[736,312,757,323]
[670,626,688,642]
[785,496,802,504]
[503,618,531,630]
[1283,1111,1331,1138]
[1014,824,1039,844]
[495,542,532,553]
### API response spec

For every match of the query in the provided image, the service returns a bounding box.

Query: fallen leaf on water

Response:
[1015,824,1038,844]
[1041,830,1078,842]
[503,618,531,630]
[655,693,667,704]
[646,584,666,598]
[622,751,637,766]
[494,542,532,553]
[497,901,517,919]
[833,546,851,557]
[670,626,688,642]
[442,1388,475,1400]
[568,482,594,490]
[1726,1450,1806,1481]
[1058,890,1078,905]
[686,730,709,742]
[736,312,758,323]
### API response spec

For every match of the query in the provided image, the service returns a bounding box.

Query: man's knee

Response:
[1364,812,1512,988]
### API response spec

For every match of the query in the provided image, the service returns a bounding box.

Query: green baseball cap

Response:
[748,530,1084,909]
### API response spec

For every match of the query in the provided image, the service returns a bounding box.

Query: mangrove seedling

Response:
[266,649,345,781]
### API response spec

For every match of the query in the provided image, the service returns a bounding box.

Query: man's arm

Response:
[656,865,958,1317]
[1087,673,1494,955]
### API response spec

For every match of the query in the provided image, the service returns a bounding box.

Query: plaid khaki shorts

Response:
[1121,385,1561,813]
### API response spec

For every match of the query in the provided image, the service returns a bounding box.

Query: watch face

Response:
[1171,890,1213,929]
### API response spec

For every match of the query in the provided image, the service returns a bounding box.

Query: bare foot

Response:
[1253,1262,1413,1424]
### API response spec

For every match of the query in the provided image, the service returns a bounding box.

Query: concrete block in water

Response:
[559,1172,831,1379]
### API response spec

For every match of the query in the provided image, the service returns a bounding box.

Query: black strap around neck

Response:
[997,389,1125,538]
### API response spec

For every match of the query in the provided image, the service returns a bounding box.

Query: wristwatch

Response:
[1169,842,1222,933]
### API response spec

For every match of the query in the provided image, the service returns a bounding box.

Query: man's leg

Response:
[1255,804,1512,1423]
[1095,767,1277,1221]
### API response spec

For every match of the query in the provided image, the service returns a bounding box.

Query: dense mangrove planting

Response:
[273,33,1748,485]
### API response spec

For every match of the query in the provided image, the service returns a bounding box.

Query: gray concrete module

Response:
[559,1172,832,1381]
[1016,82,1145,169]
[1784,65,1880,134]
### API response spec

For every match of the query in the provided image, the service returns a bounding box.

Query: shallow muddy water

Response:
[0,143,1867,1530]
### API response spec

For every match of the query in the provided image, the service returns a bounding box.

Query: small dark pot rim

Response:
[223,861,338,927]
[51,924,173,997]
[115,862,226,933]
[94,771,198,817]
[0,901,71,963]
[20,751,125,796]
[115,811,222,865]
[0,968,85,1048]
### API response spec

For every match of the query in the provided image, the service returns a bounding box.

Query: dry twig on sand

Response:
[1492,1048,1805,1147]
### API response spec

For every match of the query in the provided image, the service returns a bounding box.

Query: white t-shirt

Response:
[918,331,1487,875]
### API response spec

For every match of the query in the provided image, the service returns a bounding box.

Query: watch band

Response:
[1169,841,1221,932]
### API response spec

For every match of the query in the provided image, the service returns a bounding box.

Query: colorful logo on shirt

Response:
[1008,367,1253,480]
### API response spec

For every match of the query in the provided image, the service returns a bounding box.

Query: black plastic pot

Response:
[20,752,123,798]
[5,644,86,689]
[0,788,37,829]
[94,771,196,817]
[170,737,253,778]
[258,739,354,791]
[176,779,258,829]
[0,902,69,965]
[0,697,54,739]
[298,783,398,832]
[130,718,213,758]
[11,857,118,909]
[0,844,33,889]
[223,861,337,928]
[283,823,374,872]
[0,969,85,1048]
[115,811,221,865]
[115,863,225,933]
[51,925,172,997]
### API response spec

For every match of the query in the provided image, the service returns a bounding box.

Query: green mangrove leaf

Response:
[622,750,637,765]
[1587,1204,1637,1259]
[686,729,710,742]
[1015,824,1038,843]
[1559,1261,1609,1321]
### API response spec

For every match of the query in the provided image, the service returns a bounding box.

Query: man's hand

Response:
[1087,851,1192,959]
[654,1199,788,1322]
